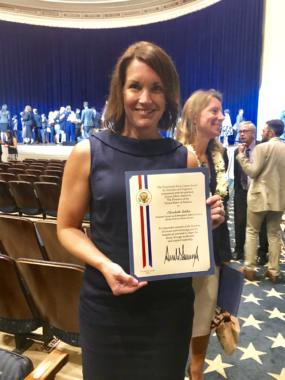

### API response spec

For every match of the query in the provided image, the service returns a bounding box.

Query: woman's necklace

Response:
[186,144,228,199]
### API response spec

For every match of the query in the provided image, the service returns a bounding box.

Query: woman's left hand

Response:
[207,194,225,229]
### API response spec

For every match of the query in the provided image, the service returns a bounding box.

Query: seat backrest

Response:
[39,175,61,185]
[0,216,47,260]
[34,182,60,217]
[8,181,42,216]
[49,159,64,164]
[18,174,38,184]
[44,169,62,177]
[0,172,16,181]
[29,165,44,171]
[17,259,83,346]
[0,163,10,172]
[34,220,84,266]
[10,163,27,168]
[0,254,40,334]
[8,167,25,175]
[34,160,49,165]
[25,169,41,176]
[46,165,64,170]
[0,180,18,214]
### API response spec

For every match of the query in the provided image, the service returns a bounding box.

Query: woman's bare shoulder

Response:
[186,150,199,168]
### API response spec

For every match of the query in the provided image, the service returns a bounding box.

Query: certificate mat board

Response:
[125,168,214,281]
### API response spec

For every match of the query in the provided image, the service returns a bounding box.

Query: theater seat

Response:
[0,163,10,172]
[46,165,64,171]
[16,259,84,346]
[0,180,18,214]
[25,169,41,177]
[18,174,38,184]
[8,181,43,217]
[34,220,84,266]
[0,254,41,350]
[0,216,48,260]
[0,172,17,181]
[0,348,33,380]
[29,165,45,171]
[10,163,28,169]
[44,169,62,177]
[8,167,25,176]
[34,182,60,218]
[0,348,69,380]
[39,175,61,185]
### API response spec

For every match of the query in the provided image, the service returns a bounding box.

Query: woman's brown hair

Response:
[104,41,180,132]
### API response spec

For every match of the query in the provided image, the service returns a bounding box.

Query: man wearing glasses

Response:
[237,119,285,282]
[233,122,268,263]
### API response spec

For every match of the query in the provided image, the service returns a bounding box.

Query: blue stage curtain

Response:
[0,0,263,123]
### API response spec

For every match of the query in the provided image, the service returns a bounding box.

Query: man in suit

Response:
[237,119,285,281]
[33,109,42,144]
[80,101,96,139]
[233,121,268,263]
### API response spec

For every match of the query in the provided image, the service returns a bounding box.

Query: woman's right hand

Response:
[207,194,225,229]
[101,262,148,296]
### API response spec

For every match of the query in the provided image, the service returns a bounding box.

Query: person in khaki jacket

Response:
[237,119,285,282]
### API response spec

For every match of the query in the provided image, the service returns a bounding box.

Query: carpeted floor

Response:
[189,197,285,380]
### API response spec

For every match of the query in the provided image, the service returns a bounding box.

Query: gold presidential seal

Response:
[136,189,152,206]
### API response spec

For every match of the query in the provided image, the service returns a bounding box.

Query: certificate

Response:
[125,168,214,281]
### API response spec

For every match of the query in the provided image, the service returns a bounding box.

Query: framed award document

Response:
[125,168,215,281]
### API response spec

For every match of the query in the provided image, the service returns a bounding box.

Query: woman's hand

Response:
[101,262,148,296]
[207,194,225,229]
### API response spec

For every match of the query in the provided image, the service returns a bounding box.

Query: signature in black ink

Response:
[164,244,199,267]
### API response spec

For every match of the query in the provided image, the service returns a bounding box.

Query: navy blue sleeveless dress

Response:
[80,130,194,380]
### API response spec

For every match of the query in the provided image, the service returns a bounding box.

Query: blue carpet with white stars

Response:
[186,196,285,380]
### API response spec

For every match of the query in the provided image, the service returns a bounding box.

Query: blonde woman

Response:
[177,89,231,380]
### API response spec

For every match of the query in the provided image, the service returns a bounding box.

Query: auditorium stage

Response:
[3,143,74,161]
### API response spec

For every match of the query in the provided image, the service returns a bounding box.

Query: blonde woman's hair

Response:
[176,89,223,152]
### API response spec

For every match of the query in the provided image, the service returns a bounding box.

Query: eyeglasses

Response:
[240,130,252,133]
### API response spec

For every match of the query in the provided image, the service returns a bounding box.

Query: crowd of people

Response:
[0,99,283,148]
[1,40,285,380]
[0,101,103,146]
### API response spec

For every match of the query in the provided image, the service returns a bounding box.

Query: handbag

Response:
[211,308,240,355]
[0,348,33,380]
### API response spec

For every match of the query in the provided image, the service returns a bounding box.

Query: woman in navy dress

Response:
[57,41,225,380]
